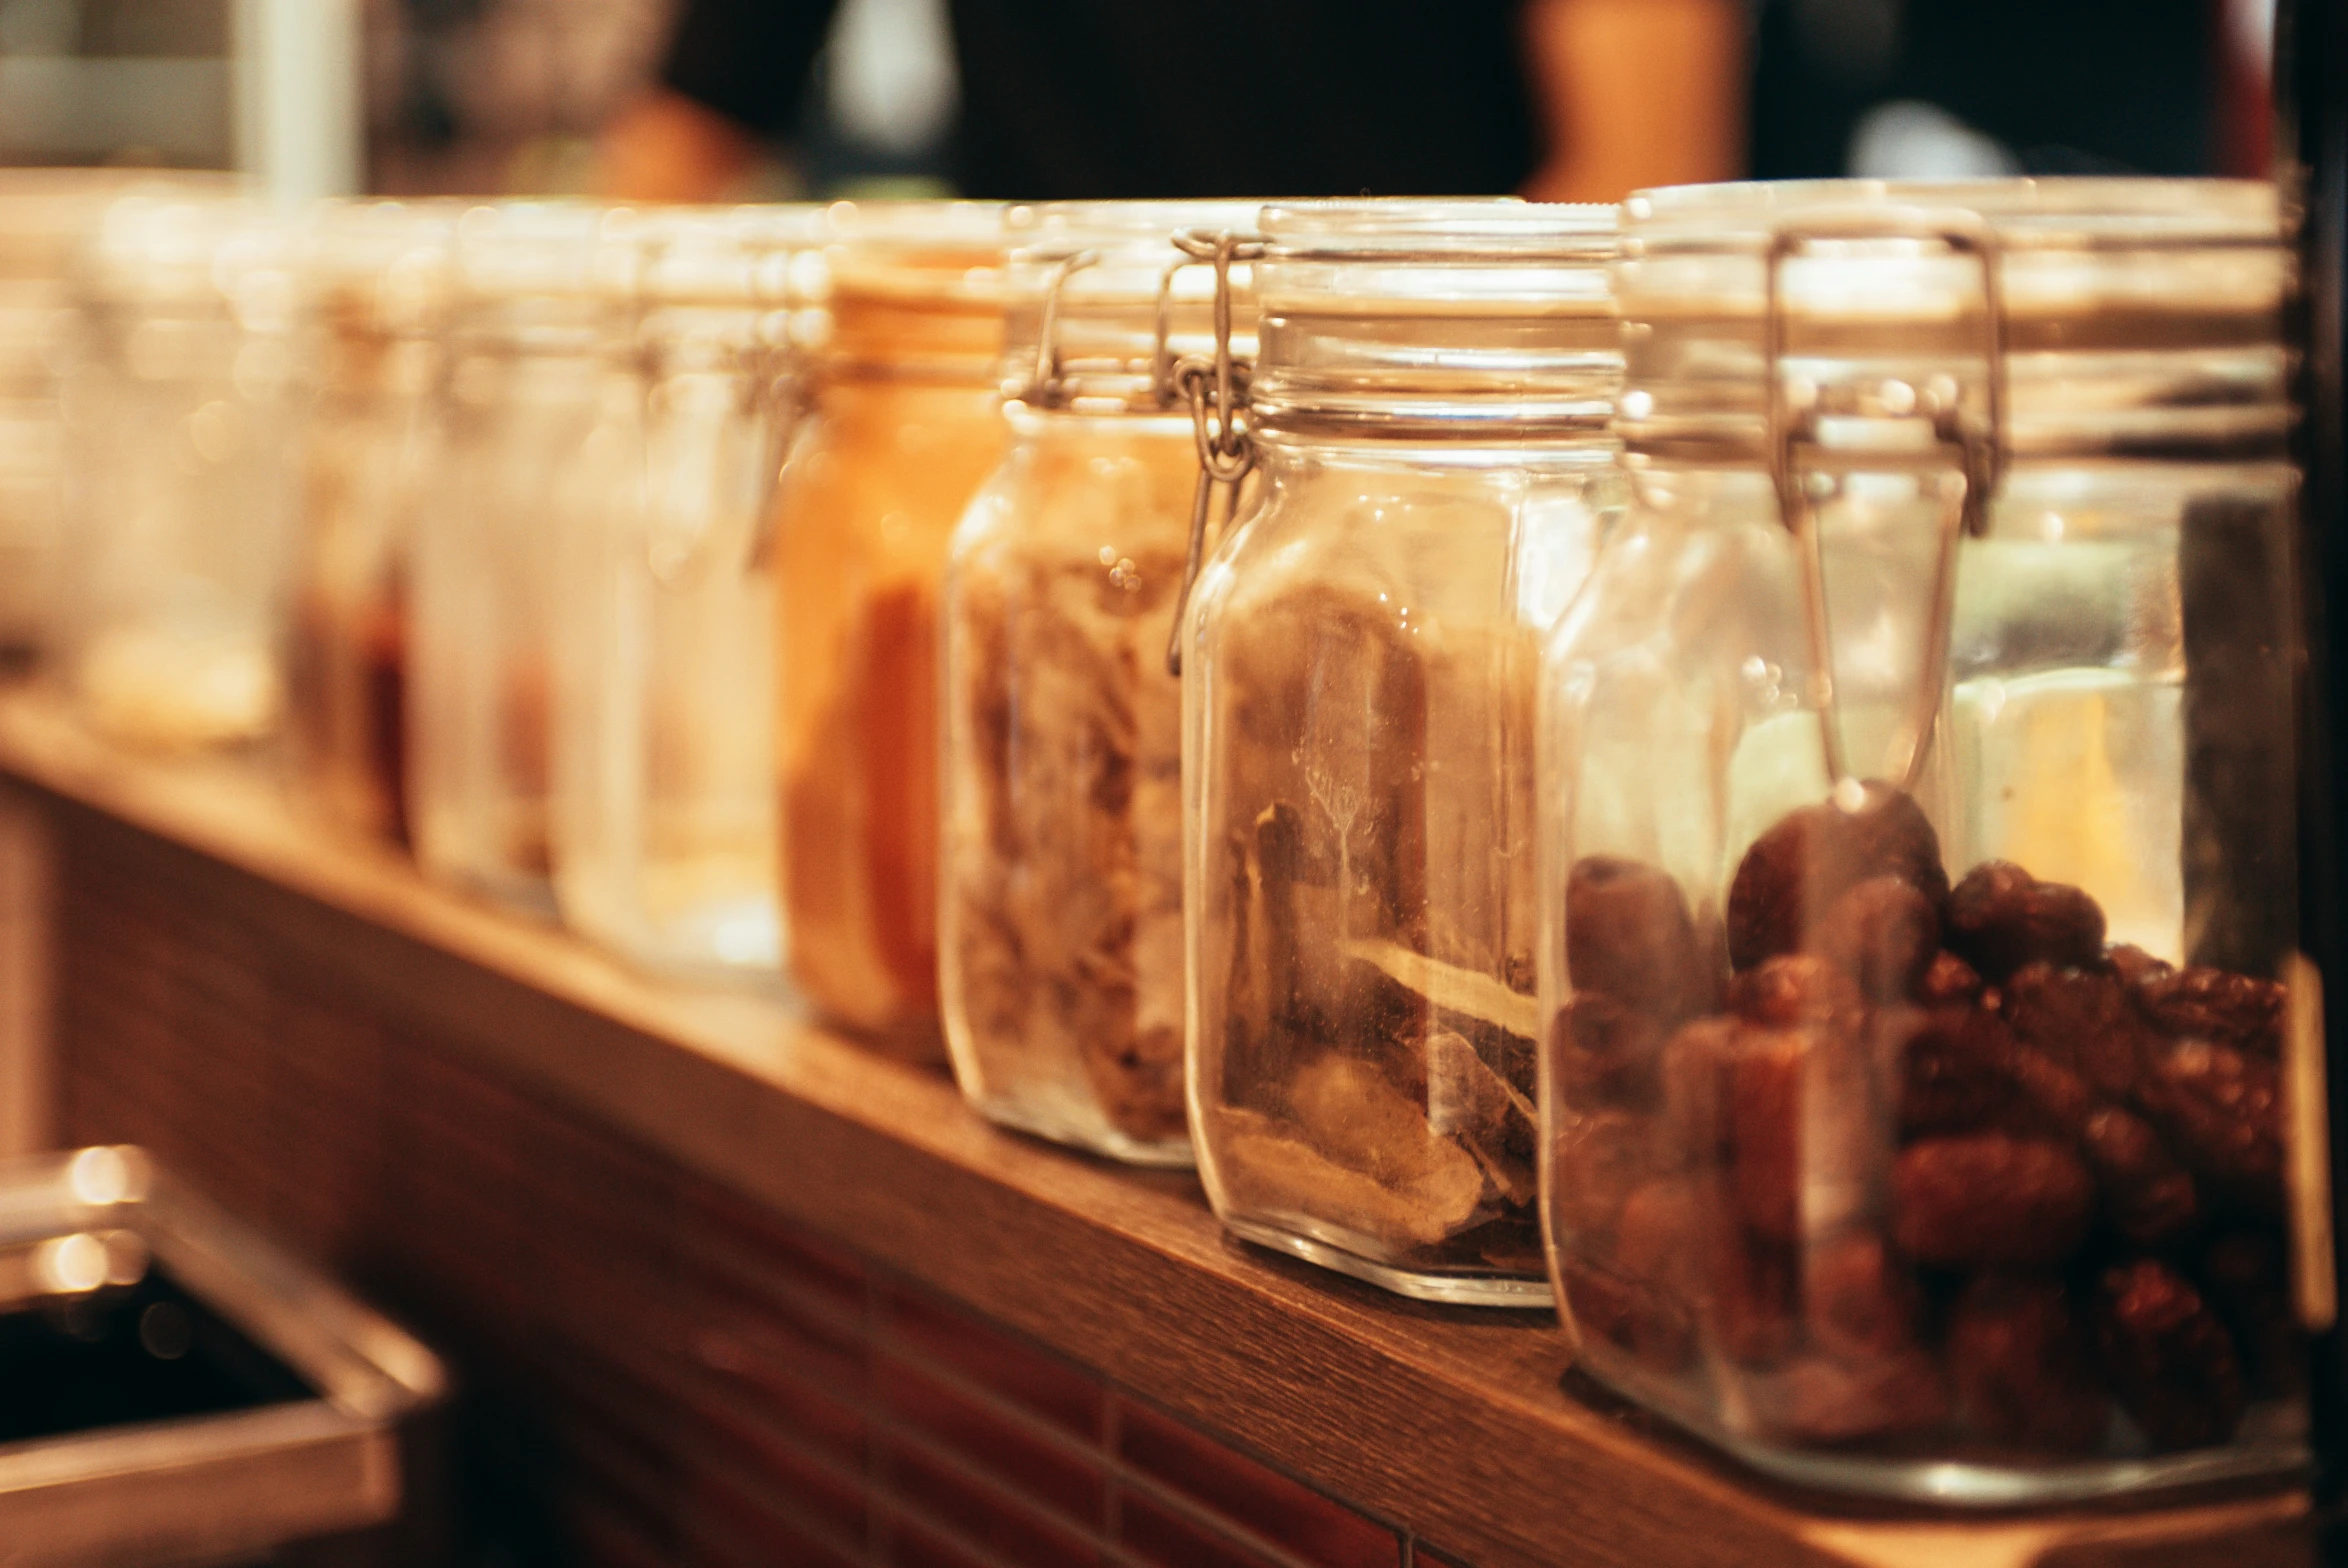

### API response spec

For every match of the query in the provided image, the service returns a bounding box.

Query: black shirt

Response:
[660,0,1543,199]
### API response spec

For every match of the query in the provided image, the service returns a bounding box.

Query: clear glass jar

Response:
[773,202,1008,1048]
[549,206,823,980]
[285,201,454,846]
[0,172,143,663]
[1538,179,2304,1500]
[1186,202,1622,1305]
[57,193,300,749]
[941,201,1260,1165]
[411,202,626,911]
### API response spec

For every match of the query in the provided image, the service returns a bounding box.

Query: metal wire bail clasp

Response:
[1763,207,2009,797]
[1162,228,1263,676]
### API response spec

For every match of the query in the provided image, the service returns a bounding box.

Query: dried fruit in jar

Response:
[1805,1229,1920,1364]
[1875,1005,2023,1139]
[2002,962,2148,1100]
[2137,1037,2284,1213]
[2080,1106,2202,1248]
[2096,1258,2247,1452]
[2137,967,2285,1059]
[1726,783,1949,971]
[1945,1275,2110,1453]
[1565,856,1707,1016]
[1728,954,1865,1035]
[1554,1108,1664,1244]
[1552,994,1668,1111]
[1890,1133,2093,1268]
[1918,950,1985,1007]
[1745,1349,1951,1445]
[1810,876,1941,1002]
[1943,861,2106,980]
[1730,1023,1883,1243]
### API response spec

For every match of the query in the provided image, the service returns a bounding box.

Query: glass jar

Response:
[411,202,626,911]
[941,201,1260,1165]
[772,202,1008,1048]
[1538,179,2303,1500]
[0,172,142,663]
[57,193,300,749]
[285,201,454,846]
[549,206,823,980]
[1186,202,1623,1305]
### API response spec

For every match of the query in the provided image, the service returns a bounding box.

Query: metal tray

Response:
[0,1145,445,1568]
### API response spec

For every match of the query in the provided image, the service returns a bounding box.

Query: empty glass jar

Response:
[285,201,453,846]
[941,200,1259,1164]
[410,202,624,910]
[549,206,823,980]
[57,193,300,749]
[1186,202,1622,1304]
[1539,179,2303,1500]
[772,202,1008,1047]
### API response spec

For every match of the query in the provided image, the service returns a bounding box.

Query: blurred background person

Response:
[596,0,1748,202]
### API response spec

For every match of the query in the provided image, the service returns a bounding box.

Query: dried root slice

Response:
[1345,938,1541,1042]
[1213,1104,1488,1249]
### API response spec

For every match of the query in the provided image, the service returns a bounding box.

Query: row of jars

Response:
[9,175,2308,1506]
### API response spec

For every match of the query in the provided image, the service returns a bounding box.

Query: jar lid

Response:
[1616,177,2287,469]
[1246,199,1620,438]
[1001,199,1264,413]
[633,203,830,307]
[818,200,1012,382]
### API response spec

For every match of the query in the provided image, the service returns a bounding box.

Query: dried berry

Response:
[2196,1230,2302,1400]
[2003,963,2148,1100]
[1918,950,1985,1008]
[1552,995,1667,1111]
[2108,944,2177,989]
[2138,1038,2284,1213]
[1709,1221,1800,1367]
[1810,876,1941,1002]
[2081,1106,2202,1248]
[1945,1275,2110,1453]
[1878,1005,2024,1139]
[1944,862,2107,980]
[1890,1134,2094,1267]
[1658,1015,1739,1164]
[1749,1349,1951,1445]
[2096,1258,2247,1452]
[1729,953,1865,1034]
[1731,1025,1882,1243]
[1806,1230,1920,1364]
[1564,1259,1696,1372]
[2002,1046,2090,1141]
[1566,856,1706,1015]
[1725,784,1949,971]
[1615,1176,1703,1288]
[2138,967,2285,1059]
[1555,1109,1666,1245]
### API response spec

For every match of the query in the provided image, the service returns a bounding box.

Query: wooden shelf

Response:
[0,682,2311,1568]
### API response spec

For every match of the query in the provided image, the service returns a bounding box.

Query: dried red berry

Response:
[1944,862,2106,980]
[1890,1134,2094,1267]
[2003,963,2148,1100]
[2196,1229,2302,1400]
[2137,967,2285,1059]
[1728,953,1865,1034]
[1731,1025,1882,1243]
[1946,1275,2110,1453]
[2081,1106,2203,1248]
[1725,784,1949,971]
[2096,1258,2247,1452]
[1566,856,1707,1016]
[1658,1015,1739,1163]
[1552,995,1667,1111]
[1808,876,1941,1002]
[1554,1110,1664,1244]
[2138,1038,2284,1213]
[1805,1230,1920,1364]
[1708,1221,1800,1368]
[1878,1005,2025,1139]
[1919,953,1981,1009]
[2108,944,2177,989]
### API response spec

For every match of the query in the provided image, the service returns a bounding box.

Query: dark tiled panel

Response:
[1117,1399,1402,1568]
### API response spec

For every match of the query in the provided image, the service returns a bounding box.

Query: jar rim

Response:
[1260,198,1618,260]
[1625,177,2279,251]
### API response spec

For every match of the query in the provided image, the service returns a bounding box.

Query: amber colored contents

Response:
[289,584,411,847]
[776,375,1005,1045]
